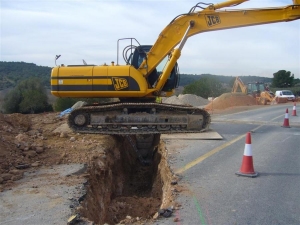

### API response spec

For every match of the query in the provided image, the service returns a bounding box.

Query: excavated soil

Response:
[205,92,258,112]
[79,137,178,224]
[0,112,179,224]
[0,93,266,224]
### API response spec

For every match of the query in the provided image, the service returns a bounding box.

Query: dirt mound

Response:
[205,93,258,111]
[0,112,113,188]
[0,113,32,180]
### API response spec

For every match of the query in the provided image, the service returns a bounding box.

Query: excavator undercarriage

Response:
[68,102,211,135]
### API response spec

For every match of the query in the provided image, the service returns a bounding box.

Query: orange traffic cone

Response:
[236,132,258,178]
[292,103,297,116]
[282,108,290,128]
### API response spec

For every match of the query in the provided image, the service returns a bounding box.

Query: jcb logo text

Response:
[112,77,128,90]
[205,15,221,27]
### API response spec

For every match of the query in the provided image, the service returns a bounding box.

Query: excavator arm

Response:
[140,0,300,92]
[232,76,247,93]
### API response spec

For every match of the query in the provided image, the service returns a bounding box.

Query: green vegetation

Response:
[0,61,51,90]
[272,70,295,88]
[182,77,226,98]
[3,77,52,113]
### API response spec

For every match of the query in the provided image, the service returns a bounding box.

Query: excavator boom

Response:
[139,0,300,83]
[232,77,247,94]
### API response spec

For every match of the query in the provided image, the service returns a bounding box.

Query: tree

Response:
[3,77,51,113]
[19,89,48,113]
[294,78,300,86]
[182,77,225,98]
[272,70,294,88]
[3,89,22,113]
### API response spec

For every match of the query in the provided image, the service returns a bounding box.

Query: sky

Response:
[0,0,300,78]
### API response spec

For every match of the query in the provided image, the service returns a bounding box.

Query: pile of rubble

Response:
[163,94,209,107]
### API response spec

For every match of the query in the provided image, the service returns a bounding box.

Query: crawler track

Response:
[68,102,211,135]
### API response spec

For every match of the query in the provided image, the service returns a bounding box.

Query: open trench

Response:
[77,134,177,225]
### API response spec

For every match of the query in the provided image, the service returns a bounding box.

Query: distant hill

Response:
[0,61,273,91]
[179,74,273,86]
[0,61,51,90]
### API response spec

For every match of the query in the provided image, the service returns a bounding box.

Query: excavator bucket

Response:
[294,0,300,5]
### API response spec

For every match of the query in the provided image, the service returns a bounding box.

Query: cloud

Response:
[1,0,299,78]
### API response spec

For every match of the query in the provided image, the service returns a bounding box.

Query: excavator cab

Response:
[247,82,263,97]
[129,45,179,91]
[247,82,274,98]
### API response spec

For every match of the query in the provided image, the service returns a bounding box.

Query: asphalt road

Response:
[157,103,300,225]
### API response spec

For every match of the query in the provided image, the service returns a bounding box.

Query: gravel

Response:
[163,94,209,107]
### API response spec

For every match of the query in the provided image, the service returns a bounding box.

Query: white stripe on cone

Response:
[244,143,252,156]
[292,104,297,116]
[285,113,289,119]
[282,108,290,128]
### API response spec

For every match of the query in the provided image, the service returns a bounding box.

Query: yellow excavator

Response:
[232,76,275,105]
[51,0,300,137]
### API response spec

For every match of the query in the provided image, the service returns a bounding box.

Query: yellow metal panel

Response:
[93,66,110,85]
[107,65,129,76]
[51,65,151,98]
[51,67,60,97]
[59,79,92,85]
[58,66,93,86]
[51,67,59,85]
[56,91,149,98]
[129,66,148,92]
[51,80,58,85]
[59,66,93,76]
[93,79,112,85]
